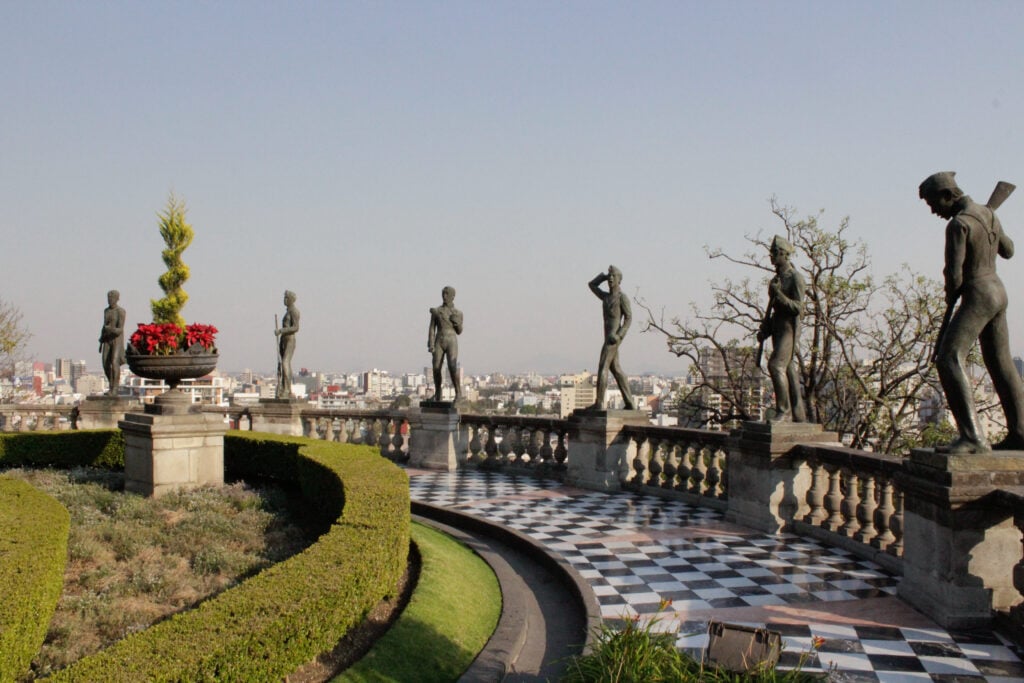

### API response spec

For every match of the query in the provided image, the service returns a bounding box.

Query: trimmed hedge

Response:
[47,431,409,681]
[0,477,70,683]
[0,430,124,470]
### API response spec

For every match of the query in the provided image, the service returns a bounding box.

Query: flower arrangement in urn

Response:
[127,194,218,386]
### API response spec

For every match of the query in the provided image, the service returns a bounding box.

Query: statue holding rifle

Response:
[428,286,463,401]
[275,290,300,400]
[921,172,1024,453]
[756,236,806,423]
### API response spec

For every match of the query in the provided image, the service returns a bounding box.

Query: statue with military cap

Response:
[757,236,806,422]
[920,171,1024,453]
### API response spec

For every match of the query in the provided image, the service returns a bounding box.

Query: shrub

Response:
[0,477,70,682]
[0,430,124,470]
[47,432,409,681]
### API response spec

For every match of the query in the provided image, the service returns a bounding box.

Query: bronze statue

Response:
[588,266,636,410]
[757,236,806,422]
[921,172,1024,453]
[275,290,300,400]
[98,290,126,397]
[428,286,463,401]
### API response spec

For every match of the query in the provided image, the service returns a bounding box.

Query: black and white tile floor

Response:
[408,469,1024,683]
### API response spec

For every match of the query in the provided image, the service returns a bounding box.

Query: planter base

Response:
[119,409,227,497]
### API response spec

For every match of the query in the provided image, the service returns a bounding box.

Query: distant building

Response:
[559,372,596,418]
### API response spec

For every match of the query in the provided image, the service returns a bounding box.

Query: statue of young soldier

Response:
[757,236,806,422]
[98,290,126,397]
[920,171,1024,453]
[427,286,463,401]
[588,265,636,410]
[275,290,300,400]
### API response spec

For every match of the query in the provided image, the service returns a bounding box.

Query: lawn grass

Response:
[336,521,501,683]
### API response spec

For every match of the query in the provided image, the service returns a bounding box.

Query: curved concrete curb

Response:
[412,501,601,682]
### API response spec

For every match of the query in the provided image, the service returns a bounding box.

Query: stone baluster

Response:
[824,465,844,532]
[483,424,499,465]
[467,423,484,464]
[691,443,708,495]
[392,418,407,459]
[631,434,650,486]
[554,429,568,468]
[377,419,392,457]
[840,470,862,538]
[661,442,678,490]
[855,474,878,544]
[320,417,333,442]
[647,440,664,487]
[804,459,828,525]
[707,447,725,499]
[498,425,513,465]
[539,429,554,467]
[525,427,540,464]
[504,426,522,465]
[872,478,897,551]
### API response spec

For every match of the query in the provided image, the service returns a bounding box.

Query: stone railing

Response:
[790,443,905,574]
[0,405,76,432]
[620,425,730,511]
[458,414,571,474]
[300,408,410,463]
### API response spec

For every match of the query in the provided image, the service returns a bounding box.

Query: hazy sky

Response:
[4,2,1024,376]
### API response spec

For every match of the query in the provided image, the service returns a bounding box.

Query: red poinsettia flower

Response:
[185,324,218,351]
[130,322,217,355]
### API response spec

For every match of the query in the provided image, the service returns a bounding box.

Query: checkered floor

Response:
[408,469,1024,683]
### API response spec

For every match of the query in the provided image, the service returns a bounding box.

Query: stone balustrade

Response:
[0,405,76,432]
[620,425,730,510]
[458,414,570,473]
[790,443,905,573]
[299,408,410,463]
[6,399,1024,630]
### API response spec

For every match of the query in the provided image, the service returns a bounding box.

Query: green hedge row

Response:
[0,477,70,683]
[0,430,124,470]
[47,431,409,682]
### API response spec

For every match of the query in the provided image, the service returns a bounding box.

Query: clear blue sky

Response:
[3,2,1024,376]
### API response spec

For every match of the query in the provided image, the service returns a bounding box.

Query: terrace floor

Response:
[407,468,1024,683]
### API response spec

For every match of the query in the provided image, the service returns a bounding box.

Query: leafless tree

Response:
[639,198,948,451]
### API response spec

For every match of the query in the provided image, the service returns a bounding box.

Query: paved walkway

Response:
[407,468,1024,683]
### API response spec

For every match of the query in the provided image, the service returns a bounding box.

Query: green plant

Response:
[47,433,410,681]
[151,193,193,328]
[562,605,824,683]
[0,477,69,682]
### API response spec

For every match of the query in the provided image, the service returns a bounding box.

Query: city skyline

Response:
[4,3,1024,375]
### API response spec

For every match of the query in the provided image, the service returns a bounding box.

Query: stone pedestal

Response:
[249,398,306,436]
[566,409,650,492]
[898,448,1024,629]
[726,421,839,533]
[77,396,140,430]
[119,390,227,497]
[409,402,460,471]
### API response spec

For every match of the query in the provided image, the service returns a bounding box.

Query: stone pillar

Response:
[76,396,141,430]
[898,449,1024,629]
[119,390,227,497]
[408,401,461,471]
[726,421,839,534]
[249,398,306,436]
[566,409,650,492]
